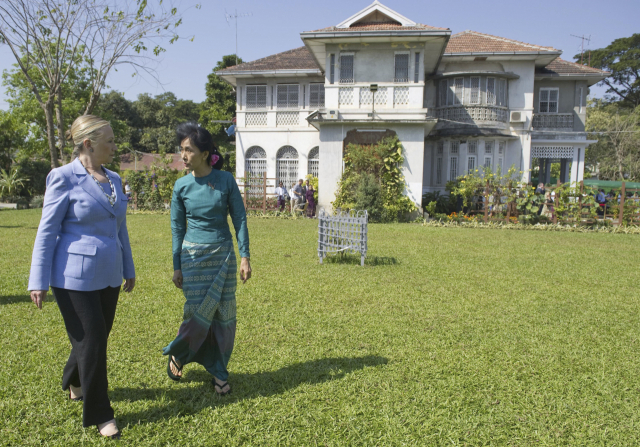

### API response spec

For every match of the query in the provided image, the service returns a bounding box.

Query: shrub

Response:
[332,136,417,222]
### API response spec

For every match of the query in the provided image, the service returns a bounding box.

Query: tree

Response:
[0,0,187,168]
[577,34,640,108]
[586,101,640,181]
[0,110,26,171]
[201,55,242,172]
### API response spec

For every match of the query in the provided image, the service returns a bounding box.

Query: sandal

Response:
[167,356,183,382]
[212,379,231,396]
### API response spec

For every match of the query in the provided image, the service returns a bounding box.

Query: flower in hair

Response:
[210,154,220,166]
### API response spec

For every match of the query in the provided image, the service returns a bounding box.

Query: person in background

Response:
[275,181,287,212]
[28,114,135,440]
[306,184,316,218]
[300,179,308,207]
[124,181,131,199]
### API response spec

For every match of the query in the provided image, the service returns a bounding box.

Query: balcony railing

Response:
[433,105,508,123]
[532,113,574,129]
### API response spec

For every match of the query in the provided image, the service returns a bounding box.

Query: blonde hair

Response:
[66,115,110,159]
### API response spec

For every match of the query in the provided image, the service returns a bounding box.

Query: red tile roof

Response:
[217,46,320,73]
[120,153,184,171]
[311,22,448,32]
[445,30,559,54]
[536,58,609,76]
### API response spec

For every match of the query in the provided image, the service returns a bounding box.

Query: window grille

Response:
[437,141,444,155]
[339,54,354,84]
[454,78,464,105]
[485,141,494,154]
[450,140,459,154]
[339,87,354,105]
[414,53,420,83]
[246,85,267,109]
[360,87,387,105]
[436,157,443,184]
[497,79,507,106]
[498,141,505,155]
[277,84,299,109]
[393,87,409,105]
[497,158,503,172]
[449,157,458,181]
[276,111,299,126]
[245,146,267,178]
[394,53,409,83]
[245,112,267,126]
[302,85,306,108]
[468,140,477,154]
[330,54,335,84]
[447,79,454,106]
[484,157,492,169]
[308,146,319,178]
[470,77,480,104]
[486,78,496,105]
[467,156,476,173]
[276,146,299,189]
[539,88,559,113]
[309,84,325,108]
[439,80,447,107]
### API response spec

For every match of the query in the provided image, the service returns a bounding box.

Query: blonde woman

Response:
[28,115,135,439]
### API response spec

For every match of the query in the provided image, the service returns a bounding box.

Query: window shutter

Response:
[470,77,480,104]
[454,78,464,105]
[394,53,409,83]
[486,78,496,105]
[340,54,354,84]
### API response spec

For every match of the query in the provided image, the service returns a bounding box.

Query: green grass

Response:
[1,209,640,445]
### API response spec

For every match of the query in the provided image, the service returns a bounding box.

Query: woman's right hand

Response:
[172,270,183,289]
[30,290,47,309]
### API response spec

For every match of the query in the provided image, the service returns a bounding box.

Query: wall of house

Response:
[316,123,425,212]
[236,128,320,188]
[532,79,587,132]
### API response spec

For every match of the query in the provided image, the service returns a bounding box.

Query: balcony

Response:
[432,105,508,123]
[532,113,574,130]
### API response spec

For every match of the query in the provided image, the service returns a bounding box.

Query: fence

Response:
[318,208,368,266]
[460,179,640,226]
[236,172,279,212]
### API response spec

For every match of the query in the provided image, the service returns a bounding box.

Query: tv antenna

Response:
[225,9,252,66]
[571,34,591,65]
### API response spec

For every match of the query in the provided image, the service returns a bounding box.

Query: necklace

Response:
[81,161,116,207]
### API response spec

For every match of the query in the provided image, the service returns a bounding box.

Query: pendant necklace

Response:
[81,161,117,207]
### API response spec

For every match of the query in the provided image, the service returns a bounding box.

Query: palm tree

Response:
[0,167,28,198]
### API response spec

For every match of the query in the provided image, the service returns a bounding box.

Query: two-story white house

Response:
[218,1,608,211]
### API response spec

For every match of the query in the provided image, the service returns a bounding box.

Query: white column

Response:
[570,147,579,183]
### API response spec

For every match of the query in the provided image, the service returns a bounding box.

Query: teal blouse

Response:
[171,169,249,270]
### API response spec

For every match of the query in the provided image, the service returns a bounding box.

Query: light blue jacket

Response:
[28,158,135,291]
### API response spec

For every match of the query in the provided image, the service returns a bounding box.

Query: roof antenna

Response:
[225,9,253,66]
[570,34,591,65]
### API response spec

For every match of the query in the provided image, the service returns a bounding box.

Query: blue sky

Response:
[0,0,638,110]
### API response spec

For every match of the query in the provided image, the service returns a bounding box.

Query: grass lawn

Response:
[1,209,640,445]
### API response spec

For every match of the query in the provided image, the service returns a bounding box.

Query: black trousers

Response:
[52,286,120,427]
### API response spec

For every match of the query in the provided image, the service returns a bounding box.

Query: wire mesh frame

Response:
[318,208,368,266]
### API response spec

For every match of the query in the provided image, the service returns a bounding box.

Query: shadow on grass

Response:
[0,295,32,305]
[111,355,388,425]
[323,254,398,266]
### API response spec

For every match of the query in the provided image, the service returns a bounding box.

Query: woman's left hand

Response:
[123,278,136,293]
[240,257,251,284]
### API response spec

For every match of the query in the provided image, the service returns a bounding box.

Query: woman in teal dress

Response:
[163,122,251,395]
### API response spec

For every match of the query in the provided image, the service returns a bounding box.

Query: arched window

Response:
[308,146,319,178]
[276,146,299,189]
[245,146,267,177]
